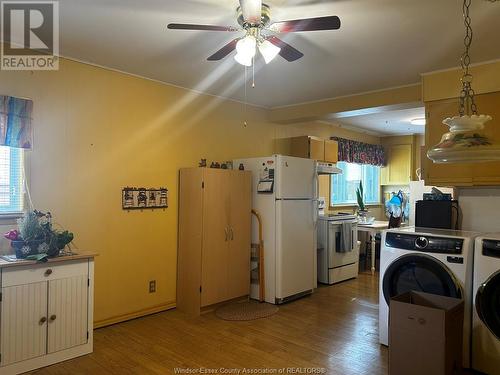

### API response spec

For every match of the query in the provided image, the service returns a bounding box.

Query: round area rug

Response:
[215,301,279,321]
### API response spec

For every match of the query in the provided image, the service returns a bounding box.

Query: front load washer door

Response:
[382,253,462,305]
[476,271,500,340]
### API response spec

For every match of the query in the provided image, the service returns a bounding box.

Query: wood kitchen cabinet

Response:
[177,168,252,315]
[290,136,338,162]
[0,256,95,375]
[381,144,413,185]
[423,91,500,186]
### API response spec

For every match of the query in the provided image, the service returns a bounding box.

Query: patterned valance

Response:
[331,137,385,166]
[0,96,33,149]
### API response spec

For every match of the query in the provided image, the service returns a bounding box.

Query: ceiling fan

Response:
[167,0,341,66]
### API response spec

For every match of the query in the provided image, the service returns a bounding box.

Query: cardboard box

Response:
[389,291,464,375]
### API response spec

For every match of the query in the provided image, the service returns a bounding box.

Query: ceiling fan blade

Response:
[269,15,341,33]
[239,0,262,24]
[267,36,304,62]
[207,39,239,61]
[167,23,239,32]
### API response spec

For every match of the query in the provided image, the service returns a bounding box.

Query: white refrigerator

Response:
[234,155,317,304]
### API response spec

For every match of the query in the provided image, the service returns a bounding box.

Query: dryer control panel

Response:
[482,239,500,258]
[385,232,463,254]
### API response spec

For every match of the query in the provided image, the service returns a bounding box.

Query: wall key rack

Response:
[122,187,168,210]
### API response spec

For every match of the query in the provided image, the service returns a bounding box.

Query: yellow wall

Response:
[0,57,395,326]
[0,58,276,326]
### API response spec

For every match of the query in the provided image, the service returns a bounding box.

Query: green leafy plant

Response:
[13,210,74,256]
[17,210,41,242]
[356,181,366,211]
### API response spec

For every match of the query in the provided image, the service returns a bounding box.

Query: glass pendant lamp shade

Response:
[259,40,281,64]
[427,115,500,163]
[427,0,499,164]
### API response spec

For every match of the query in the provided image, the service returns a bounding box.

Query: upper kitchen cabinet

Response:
[423,91,500,187]
[381,144,412,185]
[289,136,338,163]
[380,135,419,185]
[324,139,339,163]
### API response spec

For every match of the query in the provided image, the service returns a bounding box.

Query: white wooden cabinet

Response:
[0,256,95,374]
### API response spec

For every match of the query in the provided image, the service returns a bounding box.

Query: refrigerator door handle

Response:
[313,200,319,227]
[313,170,319,200]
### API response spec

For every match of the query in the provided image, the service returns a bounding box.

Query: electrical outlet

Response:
[149,280,156,293]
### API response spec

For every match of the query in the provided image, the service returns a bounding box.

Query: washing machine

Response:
[472,236,500,375]
[379,227,476,368]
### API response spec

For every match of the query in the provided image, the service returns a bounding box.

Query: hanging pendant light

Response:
[427,0,500,163]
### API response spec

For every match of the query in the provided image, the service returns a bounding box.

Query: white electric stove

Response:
[317,213,359,284]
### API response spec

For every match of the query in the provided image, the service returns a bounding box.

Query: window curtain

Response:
[0,96,33,149]
[331,137,385,166]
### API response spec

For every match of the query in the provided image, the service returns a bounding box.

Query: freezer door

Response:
[276,199,316,300]
[275,155,316,199]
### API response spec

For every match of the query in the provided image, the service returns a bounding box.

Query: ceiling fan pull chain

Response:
[244,65,248,127]
[252,57,255,88]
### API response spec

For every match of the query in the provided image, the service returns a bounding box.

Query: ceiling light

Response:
[259,40,281,64]
[427,0,499,164]
[410,118,426,126]
[234,52,253,67]
[234,35,256,66]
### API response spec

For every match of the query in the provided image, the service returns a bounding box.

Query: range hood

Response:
[316,161,342,175]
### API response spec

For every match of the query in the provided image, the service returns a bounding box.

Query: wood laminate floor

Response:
[30,273,387,375]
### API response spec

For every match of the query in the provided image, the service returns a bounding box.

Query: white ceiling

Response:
[327,106,426,136]
[58,0,500,108]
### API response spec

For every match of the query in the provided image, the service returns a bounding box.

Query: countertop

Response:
[0,251,98,269]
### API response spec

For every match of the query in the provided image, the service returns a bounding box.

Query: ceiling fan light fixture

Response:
[236,35,256,56]
[234,52,253,67]
[259,40,281,64]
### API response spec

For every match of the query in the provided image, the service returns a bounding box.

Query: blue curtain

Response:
[0,96,33,149]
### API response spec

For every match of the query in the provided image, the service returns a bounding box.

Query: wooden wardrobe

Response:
[177,168,252,315]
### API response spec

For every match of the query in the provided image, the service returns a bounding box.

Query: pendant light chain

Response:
[459,0,478,116]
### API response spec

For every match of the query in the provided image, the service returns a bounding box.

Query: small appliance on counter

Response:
[415,199,460,230]
[317,213,359,284]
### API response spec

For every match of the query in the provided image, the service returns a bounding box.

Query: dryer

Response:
[472,236,500,375]
[379,227,476,368]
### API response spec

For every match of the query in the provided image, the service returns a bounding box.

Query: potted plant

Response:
[5,210,74,259]
[356,181,371,223]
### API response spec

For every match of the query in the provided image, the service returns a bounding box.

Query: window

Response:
[0,146,24,214]
[330,161,380,206]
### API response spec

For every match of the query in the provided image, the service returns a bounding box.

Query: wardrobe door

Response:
[201,170,230,306]
[226,171,252,300]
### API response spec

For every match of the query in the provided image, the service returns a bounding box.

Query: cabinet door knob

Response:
[224,227,229,241]
[230,228,234,241]
[44,269,53,276]
[50,314,57,321]
[39,317,47,325]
